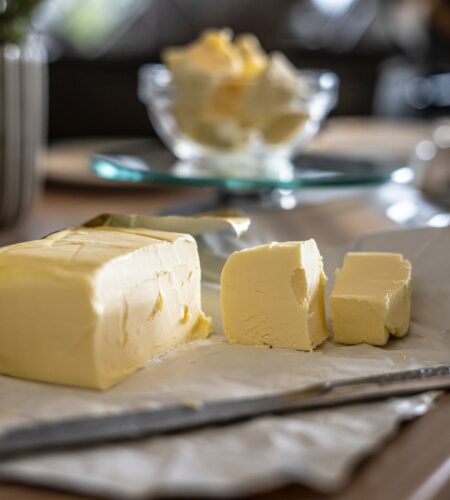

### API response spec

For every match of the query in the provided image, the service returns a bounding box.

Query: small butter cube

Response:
[235,34,268,78]
[191,117,250,149]
[241,52,300,128]
[330,252,411,346]
[262,112,308,144]
[220,240,328,350]
[0,227,211,389]
[163,28,242,79]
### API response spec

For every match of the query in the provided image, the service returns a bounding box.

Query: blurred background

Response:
[35,0,449,140]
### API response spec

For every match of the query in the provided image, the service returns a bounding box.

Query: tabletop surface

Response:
[0,117,449,500]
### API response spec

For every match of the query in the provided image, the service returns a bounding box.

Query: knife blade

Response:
[0,365,448,460]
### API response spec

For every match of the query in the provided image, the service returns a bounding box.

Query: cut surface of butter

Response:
[330,252,411,346]
[220,240,328,351]
[0,227,211,389]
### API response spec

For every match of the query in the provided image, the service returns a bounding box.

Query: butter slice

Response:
[220,241,328,350]
[0,227,211,389]
[330,252,411,346]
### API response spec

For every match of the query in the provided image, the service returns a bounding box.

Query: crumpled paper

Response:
[0,219,449,499]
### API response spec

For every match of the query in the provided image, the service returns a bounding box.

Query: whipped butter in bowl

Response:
[138,29,338,175]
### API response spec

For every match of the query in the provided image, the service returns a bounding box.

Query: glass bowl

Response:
[138,64,338,171]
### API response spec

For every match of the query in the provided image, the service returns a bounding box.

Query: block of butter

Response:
[221,240,328,350]
[0,227,211,389]
[330,252,411,346]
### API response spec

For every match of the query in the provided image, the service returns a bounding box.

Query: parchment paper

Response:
[0,220,448,499]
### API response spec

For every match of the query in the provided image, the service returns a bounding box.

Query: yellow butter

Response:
[163,29,243,139]
[220,240,328,350]
[163,29,242,79]
[262,111,309,144]
[330,252,411,346]
[235,34,268,78]
[191,117,250,149]
[0,227,211,389]
[163,29,308,149]
[240,52,300,129]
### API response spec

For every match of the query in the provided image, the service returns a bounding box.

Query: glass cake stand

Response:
[91,139,405,192]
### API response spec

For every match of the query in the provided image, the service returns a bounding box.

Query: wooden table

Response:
[1,119,449,500]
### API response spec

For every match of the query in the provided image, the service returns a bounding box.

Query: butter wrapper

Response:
[0,226,449,500]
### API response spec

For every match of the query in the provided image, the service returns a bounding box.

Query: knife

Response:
[0,365,448,460]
